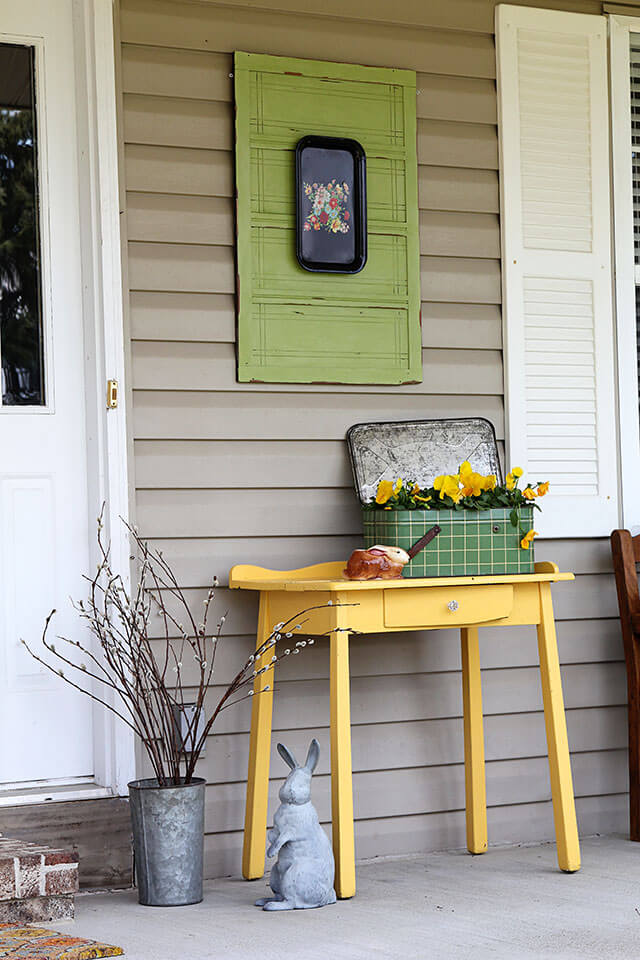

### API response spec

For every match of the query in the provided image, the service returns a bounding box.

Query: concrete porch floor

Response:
[62,836,640,960]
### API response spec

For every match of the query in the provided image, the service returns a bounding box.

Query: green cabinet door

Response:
[234,52,421,385]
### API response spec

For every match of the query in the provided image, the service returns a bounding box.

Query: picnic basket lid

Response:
[346,417,502,505]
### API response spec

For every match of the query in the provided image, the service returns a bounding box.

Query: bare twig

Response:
[22,509,352,785]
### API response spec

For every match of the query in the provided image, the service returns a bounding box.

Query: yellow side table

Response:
[230,560,579,898]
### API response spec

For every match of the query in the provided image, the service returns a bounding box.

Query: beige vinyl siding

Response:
[118,0,628,879]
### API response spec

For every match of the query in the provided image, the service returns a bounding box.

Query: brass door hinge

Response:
[106,379,118,409]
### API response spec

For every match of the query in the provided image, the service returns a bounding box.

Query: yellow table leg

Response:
[537,582,581,873]
[461,626,488,855]
[242,593,274,880]
[330,612,356,899]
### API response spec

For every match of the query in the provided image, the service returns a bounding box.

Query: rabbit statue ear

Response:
[277,743,298,770]
[304,738,320,773]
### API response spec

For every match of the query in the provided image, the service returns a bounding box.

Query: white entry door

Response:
[0,0,95,785]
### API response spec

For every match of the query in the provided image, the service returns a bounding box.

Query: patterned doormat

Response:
[0,924,123,959]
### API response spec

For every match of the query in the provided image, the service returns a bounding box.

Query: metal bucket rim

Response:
[128,777,206,792]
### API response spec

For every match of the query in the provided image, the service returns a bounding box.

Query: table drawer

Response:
[383,584,514,629]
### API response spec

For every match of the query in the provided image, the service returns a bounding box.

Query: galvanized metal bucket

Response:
[128,777,205,907]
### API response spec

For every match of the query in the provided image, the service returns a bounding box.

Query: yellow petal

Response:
[443,476,462,503]
[393,478,403,494]
[375,480,394,505]
[511,466,524,478]
[469,473,484,496]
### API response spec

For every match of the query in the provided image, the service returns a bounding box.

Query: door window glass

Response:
[0,43,44,406]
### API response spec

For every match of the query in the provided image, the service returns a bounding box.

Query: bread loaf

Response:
[343,545,410,581]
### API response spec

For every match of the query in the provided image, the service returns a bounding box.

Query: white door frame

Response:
[73,0,135,796]
[610,14,640,532]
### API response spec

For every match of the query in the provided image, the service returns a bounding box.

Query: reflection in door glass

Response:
[0,44,44,406]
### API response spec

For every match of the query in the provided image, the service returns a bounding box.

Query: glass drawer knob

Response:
[448,600,459,612]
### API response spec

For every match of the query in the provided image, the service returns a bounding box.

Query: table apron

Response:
[265,582,542,637]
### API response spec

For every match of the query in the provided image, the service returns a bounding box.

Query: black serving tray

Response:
[346,418,502,505]
[295,135,367,274]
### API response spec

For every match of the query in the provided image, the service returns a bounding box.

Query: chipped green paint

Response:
[234,51,422,385]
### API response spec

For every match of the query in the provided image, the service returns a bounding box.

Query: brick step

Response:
[0,837,79,922]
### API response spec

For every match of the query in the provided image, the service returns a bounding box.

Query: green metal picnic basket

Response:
[347,418,535,578]
[361,505,535,577]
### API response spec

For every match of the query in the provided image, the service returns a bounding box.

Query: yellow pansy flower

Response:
[459,461,492,496]
[451,478,464,502]
[393,478,403,494]
[458,460,484,497]
[375,480,394,505]
[434,474,462,503]
[522,486,537,500]
[520,529,538,550]
[461,472,485,497]
[506,466,523,490]
[537,481,550,497]
[483,474,497,491]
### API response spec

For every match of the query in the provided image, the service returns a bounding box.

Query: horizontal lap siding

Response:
[118,0,624,878]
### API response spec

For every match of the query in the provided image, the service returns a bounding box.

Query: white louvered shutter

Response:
[496,5,618,538]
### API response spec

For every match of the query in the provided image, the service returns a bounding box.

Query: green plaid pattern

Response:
[361,506,535,578]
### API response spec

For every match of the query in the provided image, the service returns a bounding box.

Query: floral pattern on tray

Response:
[302,180,351,234]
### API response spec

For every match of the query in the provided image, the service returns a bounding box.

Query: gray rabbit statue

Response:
[255,738,337,911]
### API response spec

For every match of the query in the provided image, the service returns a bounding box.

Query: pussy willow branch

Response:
[22,509,354,786]
[22,614,144,741]
[181,607,358,781]
[110,538,185,779]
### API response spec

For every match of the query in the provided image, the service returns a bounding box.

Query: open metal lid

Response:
[346,418,502,505]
